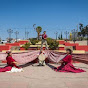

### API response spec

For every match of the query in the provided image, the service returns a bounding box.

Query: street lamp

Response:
[72,29,77,43]
[64,31,69,42]
[55,32,58,40]
[26,31,29,39]
[25,28,27,40]
[14,31,19,42]
[7,29,13,43]
[61,32,63,40]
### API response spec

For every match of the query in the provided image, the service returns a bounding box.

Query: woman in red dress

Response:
[54,49,85,73]
[0,51,21,72]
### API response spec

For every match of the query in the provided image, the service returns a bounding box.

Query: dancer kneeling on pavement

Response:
[54,49,86,73]
[38,50,46,66]
[0,51,23,72]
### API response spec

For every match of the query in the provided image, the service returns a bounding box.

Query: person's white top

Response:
[38,51,45,61]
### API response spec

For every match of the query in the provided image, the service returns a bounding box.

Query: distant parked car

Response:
[1,40,7,44]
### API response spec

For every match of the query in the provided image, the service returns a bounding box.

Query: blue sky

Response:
[0,0,88,39]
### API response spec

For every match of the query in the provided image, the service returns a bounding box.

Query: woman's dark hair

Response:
[7,52,11,56]
[66,48,72,54]
[43,31,46,33]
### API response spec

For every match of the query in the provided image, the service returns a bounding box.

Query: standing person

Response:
[40,31,48,51]
[54,49,85,73]
[0,51,23,72]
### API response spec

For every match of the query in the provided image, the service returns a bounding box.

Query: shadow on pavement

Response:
[19,62,35,68]
[46,63,57,69]
[75,66,88,69]
[0,63,7,67]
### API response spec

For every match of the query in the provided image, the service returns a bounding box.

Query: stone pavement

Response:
[0,63,88,88]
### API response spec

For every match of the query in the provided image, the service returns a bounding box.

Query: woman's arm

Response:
[12,61,19,65]
[56,60,64,64]
[10,57,20,68]
[39,34,42,36]
[11,61,20,68]
[59,60,64,63]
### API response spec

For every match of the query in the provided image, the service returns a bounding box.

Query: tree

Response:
[78,32,81,37]
[7,29,13,43]
[61,32,63,40]
[81,28,86,37]
[79,23,83,31]
[78,24,88,40]
[58,34,60,39]
[36,26,42,40]
[0,37,1,42]
[79,24,87,37]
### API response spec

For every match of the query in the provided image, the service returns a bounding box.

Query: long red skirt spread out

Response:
[54,55,85,73]
[0,56,19,72]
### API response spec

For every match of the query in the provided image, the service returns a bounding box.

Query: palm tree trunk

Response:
[37,33,40,40]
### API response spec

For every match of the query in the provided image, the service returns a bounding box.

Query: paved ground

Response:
[0,63,88,88]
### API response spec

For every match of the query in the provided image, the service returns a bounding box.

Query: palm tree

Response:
[79,23,83,31]
[81,27,86,37]
[79,23,83,40]
[78,32,81,37]
[61,32,63,40]
[79,24,86,37]
[36,26,42,40]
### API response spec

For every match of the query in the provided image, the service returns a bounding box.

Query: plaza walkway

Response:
[0,63,88,88]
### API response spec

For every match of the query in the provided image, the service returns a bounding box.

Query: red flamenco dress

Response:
[0,56,19,72]
[54,55,85,73]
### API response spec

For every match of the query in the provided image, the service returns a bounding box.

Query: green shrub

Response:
[22,43,30,50]
[31,41,36,45]
[47,38,53,45]
[47,38,59,50]
[49,40,59,50]
[30,38,39,45]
